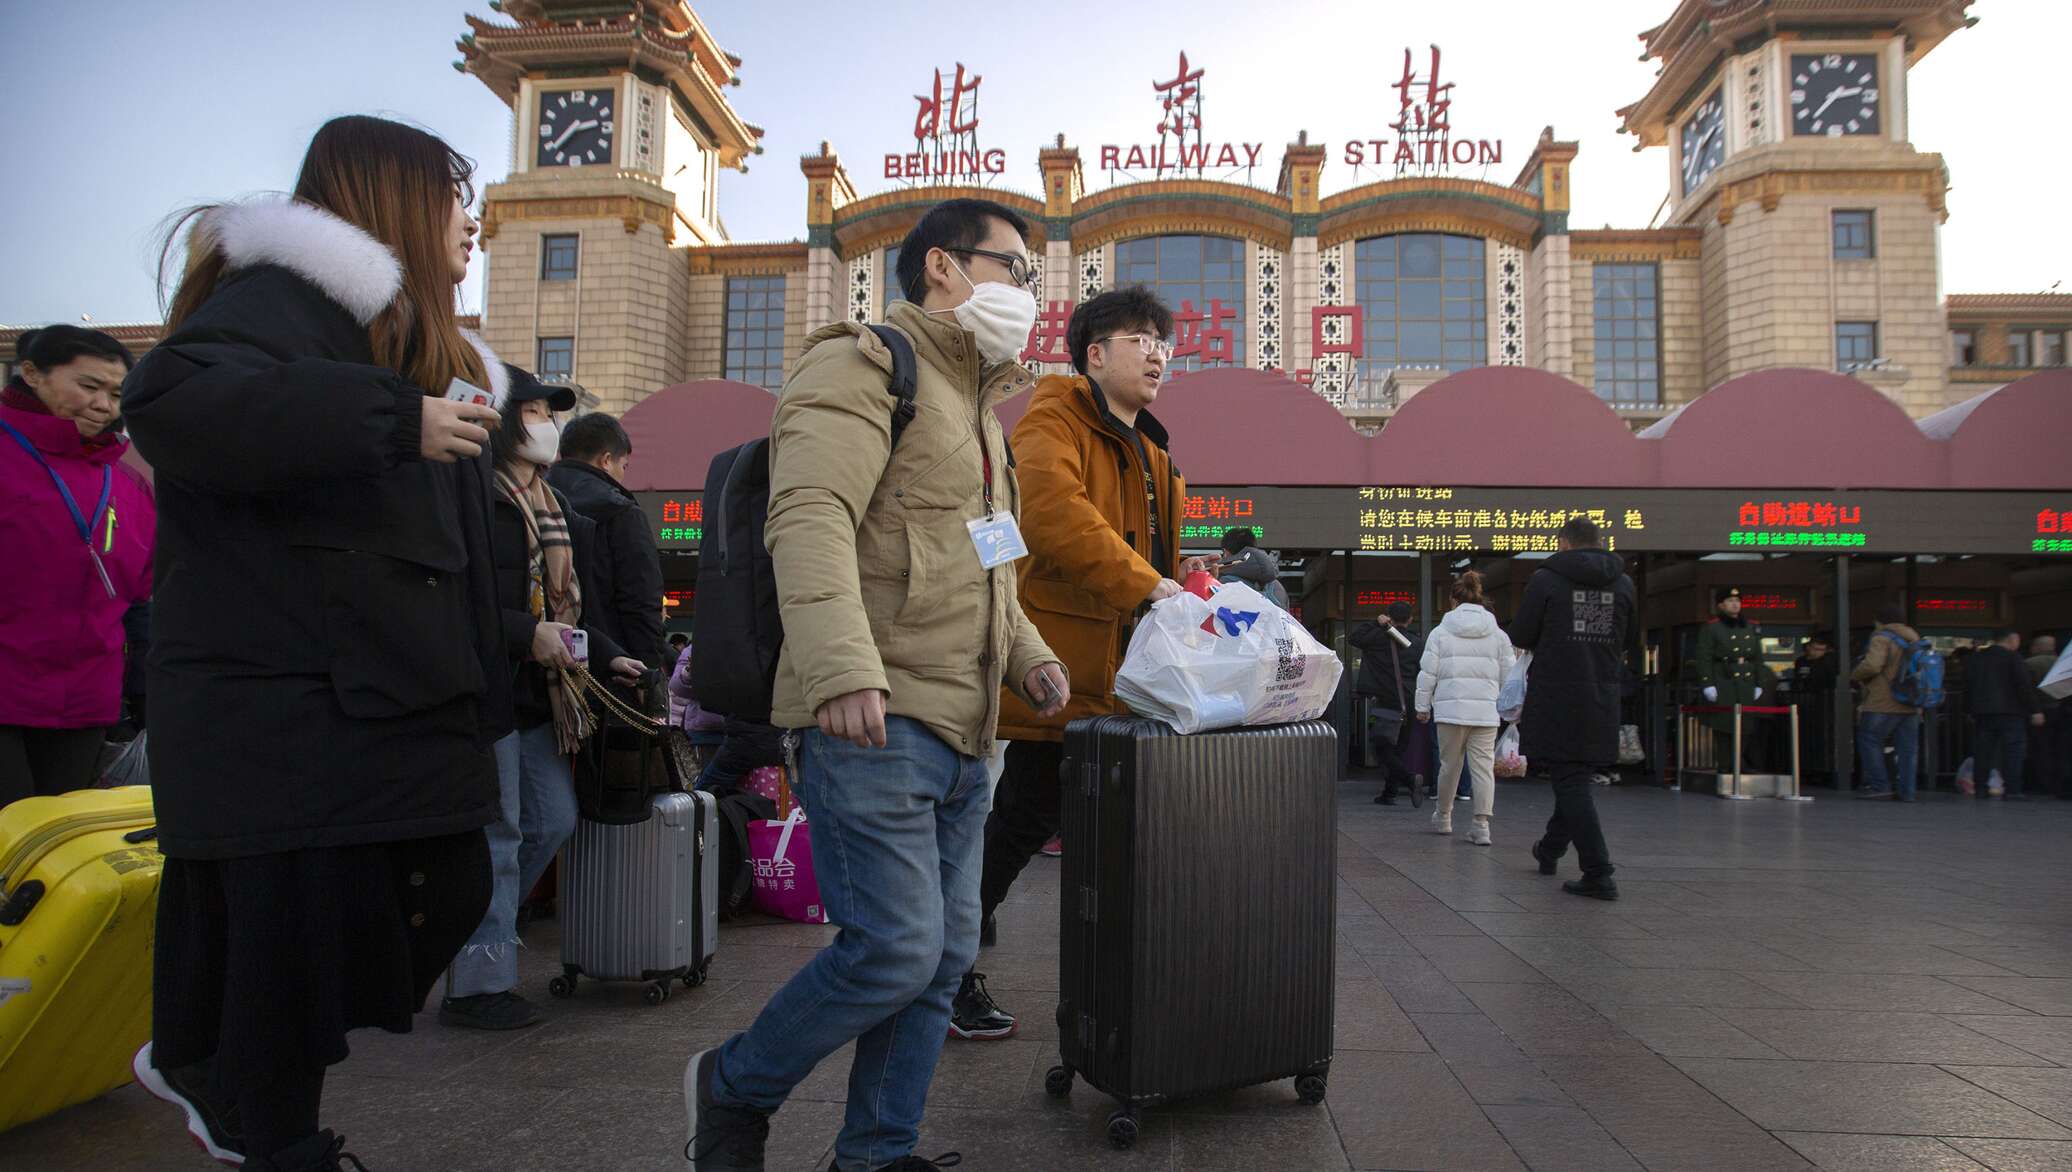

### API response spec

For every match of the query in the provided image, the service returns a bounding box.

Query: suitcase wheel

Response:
[644,981,672,1006]
[1043,1065,1073,1098]
[681,967,707,989]
[547,974,576,999]
[1296,1074,1328,1106]
[1105,1109,1139,1149]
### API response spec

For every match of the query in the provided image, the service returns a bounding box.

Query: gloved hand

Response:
[1753,687,1763,700]
[1703,686,1718,702]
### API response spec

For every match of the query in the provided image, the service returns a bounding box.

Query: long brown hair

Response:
[161,115,484,393]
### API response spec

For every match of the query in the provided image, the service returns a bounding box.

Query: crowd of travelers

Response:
[1,114,2060,1172]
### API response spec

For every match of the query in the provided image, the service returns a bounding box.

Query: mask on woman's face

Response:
[517,418,560,466]
[927,255,1038,366]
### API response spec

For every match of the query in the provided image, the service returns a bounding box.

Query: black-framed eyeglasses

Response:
[949,247,1037,292]
[1097,333,1175,361]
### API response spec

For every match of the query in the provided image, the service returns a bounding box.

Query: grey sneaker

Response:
[1468,822,1492,847]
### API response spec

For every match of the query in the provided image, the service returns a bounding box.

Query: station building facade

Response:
[438,0,2064,426]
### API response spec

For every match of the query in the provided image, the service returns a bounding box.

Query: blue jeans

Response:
[1856,712,1920,798]
[449,724,578,995]
[709,716,991,1171]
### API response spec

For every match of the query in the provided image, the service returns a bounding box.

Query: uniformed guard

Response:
[1693,587,1777,758]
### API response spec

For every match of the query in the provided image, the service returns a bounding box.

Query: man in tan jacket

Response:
[1850,601,1923,800]
[686,198,1068,1172]
[960,288,1215,1040]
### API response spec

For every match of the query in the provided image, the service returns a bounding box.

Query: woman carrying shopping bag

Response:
[1415,572,1516,845]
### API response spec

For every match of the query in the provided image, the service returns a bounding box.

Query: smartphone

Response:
[1036,673,1063,708]
[445,377,493,407]
[559,628,589,664]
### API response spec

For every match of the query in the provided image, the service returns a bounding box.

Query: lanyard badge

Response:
[2,420,117,598]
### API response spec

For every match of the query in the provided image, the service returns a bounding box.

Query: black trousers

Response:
[1369,718,1416,798]
[2025,709,2067,798]
[0,724,106,808]
[979,740,1065,919]
[1973,714,2030,797]
[1534,762,1616,880]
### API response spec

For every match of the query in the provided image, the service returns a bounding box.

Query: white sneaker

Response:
[1468,822,1492,847]
[1428,807,1452,835]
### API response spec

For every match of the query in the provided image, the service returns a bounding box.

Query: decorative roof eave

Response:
[1945,293,2072,314]
[1620,0,1975,147]
[1316,177,1542,250]
[832,186,1049,258]
[459,17,760,166]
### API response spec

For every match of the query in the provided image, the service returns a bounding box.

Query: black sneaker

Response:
[246,1130,368,1172]
[1563,877,1620,901]
[133,1042,245,1166]
[684,1046,769,1170]
[1373,790,1397,805]
[947,971,1016,1040]
[979,911,997,948]
[1530,840,1559,876]
[1854,789,1893,800]
[438,990,542,1031]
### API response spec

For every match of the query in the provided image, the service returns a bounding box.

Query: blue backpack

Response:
[1877,630,1945,710]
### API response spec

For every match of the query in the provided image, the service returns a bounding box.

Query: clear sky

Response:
[3,0,2062,327]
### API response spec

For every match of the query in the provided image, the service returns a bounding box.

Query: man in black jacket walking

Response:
[1351,602,1424,804]
[548,413,667,671]
[1969,628,2044,799]
[1509,518,1634,900]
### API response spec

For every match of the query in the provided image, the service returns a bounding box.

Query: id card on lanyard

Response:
[968,442,1029,570]
[1,420,118,598]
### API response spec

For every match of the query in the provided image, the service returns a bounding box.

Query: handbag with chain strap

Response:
[567,668,699,824]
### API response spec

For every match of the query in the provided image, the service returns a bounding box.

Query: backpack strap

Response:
[867,324,919,448]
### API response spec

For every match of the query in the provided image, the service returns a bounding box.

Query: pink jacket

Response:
[0,398,156,728]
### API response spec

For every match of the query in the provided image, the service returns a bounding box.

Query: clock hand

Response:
[547,119,598,152]
[1812,87,1860,121]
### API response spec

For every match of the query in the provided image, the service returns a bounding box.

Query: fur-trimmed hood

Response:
[200,199,505,407]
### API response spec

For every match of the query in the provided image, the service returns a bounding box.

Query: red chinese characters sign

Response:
[1181,493,1258,542]
[1099,52,1264,177]
[885,63,1006,180]
[2036,508,2072,553]
[1345,45,1504,173]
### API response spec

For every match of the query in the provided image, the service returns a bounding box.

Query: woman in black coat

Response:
[439,365,644,1031]
[122,116,509,1172]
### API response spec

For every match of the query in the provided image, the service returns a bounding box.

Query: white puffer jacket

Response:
[1414,603,1517,727]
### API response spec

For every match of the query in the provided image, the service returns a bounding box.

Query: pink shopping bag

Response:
[747,768,830,923]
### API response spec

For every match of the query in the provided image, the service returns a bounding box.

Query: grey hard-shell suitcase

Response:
[1046,715,1337,1149]
[550,788,718,1005]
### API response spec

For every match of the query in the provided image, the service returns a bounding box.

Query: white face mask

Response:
[928,254,1037,366]
[517,417,560,465]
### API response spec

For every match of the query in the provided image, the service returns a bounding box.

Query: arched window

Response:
[1353,234,1486,382]
[1113,235,1246,370]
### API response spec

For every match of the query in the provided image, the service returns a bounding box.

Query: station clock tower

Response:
[1619,0,1976,415]
[457,0,764,413]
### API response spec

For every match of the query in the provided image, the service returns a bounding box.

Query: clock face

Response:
[536,88,616,167]
[1679,89,1726,194]
[1791,53,1882,137]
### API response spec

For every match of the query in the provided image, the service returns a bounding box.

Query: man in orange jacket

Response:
[950,287,1214,1040]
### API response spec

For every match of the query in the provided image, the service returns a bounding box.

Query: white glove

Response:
[1703,686,1718,702]
[1753,687,1763,700]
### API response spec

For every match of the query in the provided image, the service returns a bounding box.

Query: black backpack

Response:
[692,325,919,721]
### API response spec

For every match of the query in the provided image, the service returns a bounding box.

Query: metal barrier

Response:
[1677,704,1813,802]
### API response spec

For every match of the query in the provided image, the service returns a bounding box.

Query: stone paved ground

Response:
[8,776,2072,1171]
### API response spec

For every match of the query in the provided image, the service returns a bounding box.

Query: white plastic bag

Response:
[1113,582,1343,734]
[1497,651,1531,723]
[1494,724,1527,778]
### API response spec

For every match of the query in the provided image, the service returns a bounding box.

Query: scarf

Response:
[495,463,591,752]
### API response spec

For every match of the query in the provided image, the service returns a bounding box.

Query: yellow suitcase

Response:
[0,786,160,1133]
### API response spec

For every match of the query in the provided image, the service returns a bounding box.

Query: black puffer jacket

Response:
[122,199,503,859]
[1350,621,1423,711]
[1967,645,2041,717]
[547,460,666,670]
[1508,549,1635,766]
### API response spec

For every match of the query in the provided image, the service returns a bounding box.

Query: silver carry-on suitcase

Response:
[551,788,718,1005]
